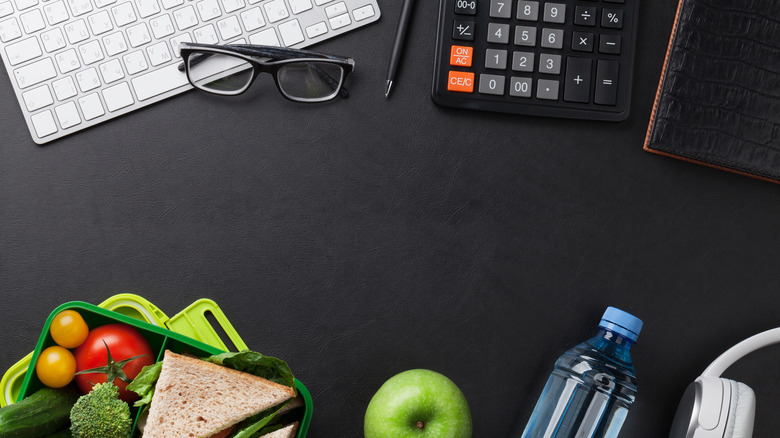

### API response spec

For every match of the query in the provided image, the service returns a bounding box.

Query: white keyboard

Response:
[0,0,380,144]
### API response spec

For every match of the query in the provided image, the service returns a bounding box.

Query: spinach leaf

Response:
[204,350,296,391]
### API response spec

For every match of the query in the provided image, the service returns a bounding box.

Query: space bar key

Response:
[131,63,191,102]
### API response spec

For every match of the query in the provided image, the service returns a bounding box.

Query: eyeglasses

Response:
[178,42,355,102]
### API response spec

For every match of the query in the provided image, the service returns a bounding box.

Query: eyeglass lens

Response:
[187,52,254,95]
[277,62,345,101]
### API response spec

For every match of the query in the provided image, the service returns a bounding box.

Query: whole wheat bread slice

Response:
[260,422,299,438]
[143,350,295,438]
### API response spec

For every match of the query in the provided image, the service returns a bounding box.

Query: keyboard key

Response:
[102,81,134,111]
[538,53,560,74]
[353,4,374,21]
[169,32,190,56]
[221,0,244,12]
[516,1,537,21]
[514,25,535,46]
[31,110,58,137]
[131,62,188,100]
[76,67,100,91]
[95,0,117,8]
[145,40,171,65]
[99,58,125,82]
[44,1,69,25]
[454,0,476,15]
[602,9,623,29]
[0,1,13,17]
[123,49,148,73]
[323,1,344,18]
[14,58,56,89]
[509,76,531,97]
[536,79,558,100]
[288,0,311,14]
[263,0,288,23]
[41,28,67,52]
[543,3,564,23]
[571,31,593,52]
[485,48,507,69]
[599,34,621,54]
[161,0,183,10]
[193,23,217,43]
[88,10,114,34]
[574,6,595,26]
[196,0,221,21]
[305,21,326,38]
[66,0,93,16]
[77,92,105,120]
[450,45,472,67]
[14,0,37,11]
[452,20,474,41]
[486,22,509,44]
[52,76,78,100]
[112,2,137,26]
[173,5,198,29]
[216,15,241,40]
[64,19,89,43]
[54,101,81,128]
[594,59,618,105]
[278,19,304,45]
[4,36,42,66]
[511,51,533,72]
[489,0,510,19]
[20,9,45,33]
[447,70,474,93]
[102,31,128,55]
[79,40,105,64]
[563,57,591,103]
[478,73,504,95]
[22,84,54,111]
[240,6,265,31]
[249,27,278,45]
[56,47,80,72]
[540,28,562,49]
[136,0,161,17]
[0,17,22,42]
[127,22,152,46]
[328,12,350,29]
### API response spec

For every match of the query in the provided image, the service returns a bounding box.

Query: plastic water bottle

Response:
[512,307,643,438]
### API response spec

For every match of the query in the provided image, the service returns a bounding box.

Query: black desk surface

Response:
[2,1,780,436]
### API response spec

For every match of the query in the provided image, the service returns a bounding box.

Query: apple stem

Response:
[416,421,425,429]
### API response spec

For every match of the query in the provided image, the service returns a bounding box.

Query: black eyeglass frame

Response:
[178,42,355,102]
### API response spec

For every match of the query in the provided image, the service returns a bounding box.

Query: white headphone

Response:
[669,328,780,437]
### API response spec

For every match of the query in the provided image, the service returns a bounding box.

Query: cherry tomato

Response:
[36,346,77,388]
[74,324,154,402]
[50,310,89,348]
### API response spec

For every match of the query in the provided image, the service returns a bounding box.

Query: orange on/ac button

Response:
[450,45,473,67]
[447,71,475,93]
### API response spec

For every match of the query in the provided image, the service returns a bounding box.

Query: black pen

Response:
[385,0,416,98]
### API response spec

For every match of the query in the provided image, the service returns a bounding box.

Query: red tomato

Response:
[74,324,155,402]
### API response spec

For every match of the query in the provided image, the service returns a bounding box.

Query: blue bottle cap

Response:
[599,307,643,343]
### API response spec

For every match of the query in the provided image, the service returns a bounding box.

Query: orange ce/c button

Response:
[447,71,475,93]
[450,45,473,67]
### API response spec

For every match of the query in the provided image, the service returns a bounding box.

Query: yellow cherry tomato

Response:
[50,310,89,348]
[36,346,77,388]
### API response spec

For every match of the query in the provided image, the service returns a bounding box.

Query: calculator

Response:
[432,0,638,121]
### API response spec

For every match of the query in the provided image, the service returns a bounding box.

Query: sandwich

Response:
[128,350,303,438]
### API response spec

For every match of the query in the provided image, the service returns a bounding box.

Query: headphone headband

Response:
[703,327,780,377]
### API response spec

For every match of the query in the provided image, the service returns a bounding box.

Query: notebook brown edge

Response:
[642,0,780,184]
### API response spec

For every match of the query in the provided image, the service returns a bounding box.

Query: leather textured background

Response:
[645,0,780,181]
[3,0,780,437]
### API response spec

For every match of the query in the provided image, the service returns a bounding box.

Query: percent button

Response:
[601,9,623,29]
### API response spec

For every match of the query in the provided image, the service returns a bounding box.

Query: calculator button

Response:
[479,74,505,95]
[514,25,536,46]
[454,0,476,15]
[448,71,475,93]
[542,3,565,23]
[487,22,510,44]
[509,77,532,97]
[594,59,618,105]
[485,48,508,69]
[540,28,563,49]
[603,0,624,4]
[563,57,591,103]
[450,45,473,67]
[516,1,538,21]
[538,53,561,74]
[536,79,559,100]
[599,34,621,54]
[574,6,596,26]
[601,9,623,29]
[512,51,534,72]
[452,19,475,41]
[572,31,593,52]
[489,0,511,18]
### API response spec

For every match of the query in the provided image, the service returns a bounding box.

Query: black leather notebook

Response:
[643,0,780,183]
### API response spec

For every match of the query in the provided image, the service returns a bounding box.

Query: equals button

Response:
[594,60,619,106]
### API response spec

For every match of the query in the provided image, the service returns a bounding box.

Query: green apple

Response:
[364,369,472,438]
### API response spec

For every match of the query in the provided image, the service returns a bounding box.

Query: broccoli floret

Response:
[69,383,132,438]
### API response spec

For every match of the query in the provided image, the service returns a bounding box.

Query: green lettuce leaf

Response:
[126,361,163,407]
[204,351,296,391]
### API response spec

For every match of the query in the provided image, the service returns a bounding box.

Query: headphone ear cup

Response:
[723,380,756,438]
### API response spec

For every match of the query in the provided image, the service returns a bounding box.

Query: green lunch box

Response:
[0,293,312,437]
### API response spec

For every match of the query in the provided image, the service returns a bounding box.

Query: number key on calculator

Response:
[432,0,639,121]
